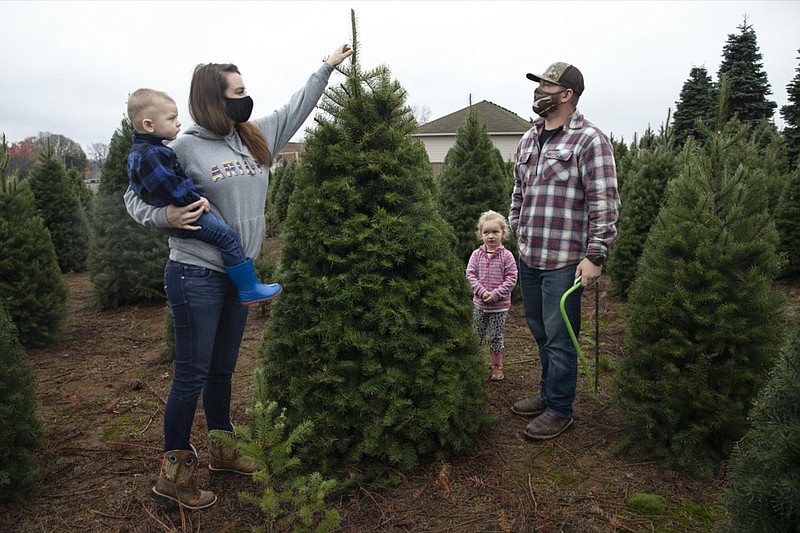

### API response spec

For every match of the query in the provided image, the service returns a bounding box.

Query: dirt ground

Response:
[4,256,796,532]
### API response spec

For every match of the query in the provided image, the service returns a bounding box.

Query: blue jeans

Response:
[518,261,582,419]
[163,260,249,451]
[165,212,246,267]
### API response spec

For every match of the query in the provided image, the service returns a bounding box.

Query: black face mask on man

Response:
[224,96,254,123]
[531,87,566,117]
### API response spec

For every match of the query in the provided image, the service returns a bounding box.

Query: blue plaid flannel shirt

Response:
[127,132,202,208]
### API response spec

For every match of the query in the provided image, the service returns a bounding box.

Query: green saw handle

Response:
[559,277,597,394]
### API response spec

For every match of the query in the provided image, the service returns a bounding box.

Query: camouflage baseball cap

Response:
[526,62,584,96]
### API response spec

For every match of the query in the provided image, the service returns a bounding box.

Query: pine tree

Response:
[258,12,489,474]
[265,159,299,237]
[610,135,629,193]
[614,128,661,202]
[67,167,94,220]
[612,83,786,478]
[780,50,800,170]
[87,118,168,309]
[611,136,636,196]
[717,17,777,123]
[232,384,340,531]
[607,128,677,298]
[747,121,790,216]
[0,136,68,348]
[0,304,45,501]
[721,311,800,532]
[437,103,514,264]
[774,167,800,280]
[26,141,90,273]
[672,66,716,148]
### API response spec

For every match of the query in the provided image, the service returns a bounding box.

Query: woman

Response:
[124,44,352,509]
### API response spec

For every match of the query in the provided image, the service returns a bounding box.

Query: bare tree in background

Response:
[411,103,431,125]
[36,132,88,172]
[87,143,109,168]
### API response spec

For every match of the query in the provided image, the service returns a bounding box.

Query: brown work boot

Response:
[150,449,217,509]
[208,430,258,475]
[490,366,505,381]
[522,411,573,440]
[511,395,546,417]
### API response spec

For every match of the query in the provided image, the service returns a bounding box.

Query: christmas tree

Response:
[722,310,800,531]
[780,50,800,169]
[265,159,299,237]
[26,140,90,273]
[88,118,168,309]
[0,136,68,347]
[613,82,786,478]
[717,17,777,123]
[258,12,489,474]
[437,102,514,264]
[0,302,45,501]
[774,167,800,280]
[607,125,677,298]
[672,66,715,148]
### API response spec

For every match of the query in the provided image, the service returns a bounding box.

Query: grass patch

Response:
[626,492,667,515]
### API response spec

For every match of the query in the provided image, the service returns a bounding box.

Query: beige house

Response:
[273,141,305,167]
[273,101,531,175]
[412,100,532,174]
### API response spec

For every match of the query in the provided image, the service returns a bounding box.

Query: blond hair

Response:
[475,210,511,241]
[127,88,175,133]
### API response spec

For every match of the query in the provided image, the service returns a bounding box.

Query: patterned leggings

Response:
[473,308,508,354]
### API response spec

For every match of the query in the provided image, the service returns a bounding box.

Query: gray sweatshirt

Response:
[124,63,334,272]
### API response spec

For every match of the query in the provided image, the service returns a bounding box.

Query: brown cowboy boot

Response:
[522,411,573,440]
[208,430,258,475]
[150,449,217,509]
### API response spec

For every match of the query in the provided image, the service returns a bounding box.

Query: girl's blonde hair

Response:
[475,210,511,241]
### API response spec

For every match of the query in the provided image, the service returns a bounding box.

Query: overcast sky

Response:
[1,1,798,155]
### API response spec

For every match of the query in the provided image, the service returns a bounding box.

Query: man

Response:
[508,62,620,440]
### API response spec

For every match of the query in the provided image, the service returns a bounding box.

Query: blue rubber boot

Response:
[226,259,282,306]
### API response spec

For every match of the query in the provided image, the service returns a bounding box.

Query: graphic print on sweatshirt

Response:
[210,159,264,182]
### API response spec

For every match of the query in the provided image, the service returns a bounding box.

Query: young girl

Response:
[466,210,518,381]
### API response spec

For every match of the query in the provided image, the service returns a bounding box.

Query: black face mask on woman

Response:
[224,96,254,123]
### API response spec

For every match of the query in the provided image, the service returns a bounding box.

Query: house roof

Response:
[414,100,532,136]
[277,141,305,155]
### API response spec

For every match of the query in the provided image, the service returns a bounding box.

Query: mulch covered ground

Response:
[4,265,778,532]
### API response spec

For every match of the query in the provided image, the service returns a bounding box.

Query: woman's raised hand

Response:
[324,44,353,67]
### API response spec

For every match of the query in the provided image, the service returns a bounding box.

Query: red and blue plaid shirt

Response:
[509,110,620,270]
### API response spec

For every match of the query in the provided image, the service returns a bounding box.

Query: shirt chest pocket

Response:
[516,150,536,184]
[542,149,574,181]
